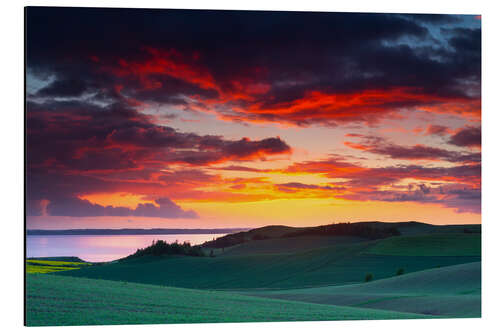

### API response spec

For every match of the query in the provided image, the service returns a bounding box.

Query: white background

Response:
[1,0,499,332]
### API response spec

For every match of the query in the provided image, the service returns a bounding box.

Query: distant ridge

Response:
[27,222,481,237]
[201,221,481,249]
[27,228,250,236]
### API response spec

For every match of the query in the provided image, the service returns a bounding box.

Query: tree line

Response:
[121,240,205,260]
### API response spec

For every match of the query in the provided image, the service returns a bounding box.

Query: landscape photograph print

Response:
[25,7,481,326]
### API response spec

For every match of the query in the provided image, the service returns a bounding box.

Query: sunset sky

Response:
[26,8,481,229]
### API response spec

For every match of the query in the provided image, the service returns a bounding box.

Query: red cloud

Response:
[26,99,292,217]
[99,47,481,128]
[114,47,217,91]
[227,88,480,126]
[281,157,480,188]
[275,157,480,212]
[105,47,272,107]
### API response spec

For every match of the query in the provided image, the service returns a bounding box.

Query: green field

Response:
[26,223,482,326]
[365,233,481,256]
[244,262,481,317]
[26,274,427,326]
[217,235,365,256]
[57,235,480,289]
[26,259,91,274]
[357,222,481,236]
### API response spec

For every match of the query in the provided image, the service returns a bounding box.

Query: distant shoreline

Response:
[27,228,250,236]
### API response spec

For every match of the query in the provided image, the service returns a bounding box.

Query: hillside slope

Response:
[26,274,427,326]
[202,222,400,249]
[58,235,480,290]
[245,262,481,317]
[217,235,365,256]
[366,233,481,256]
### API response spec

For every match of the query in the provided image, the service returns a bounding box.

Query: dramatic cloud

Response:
[25,8,481,223]
[26,99,290,217]
[344,134,481,163]
[280,157,480,212]
[448,126,481,147]
[27,8,481,127]
[36,79,90,97]
[276,182,346,193]
[341,185,480,214]
[212,165,272,173]
[27,100,290,169]
[43,196,198,218]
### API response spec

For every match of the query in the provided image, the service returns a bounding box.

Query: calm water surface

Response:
[26,234,225,262]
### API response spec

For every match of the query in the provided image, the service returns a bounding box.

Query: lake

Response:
[26,234,226,262]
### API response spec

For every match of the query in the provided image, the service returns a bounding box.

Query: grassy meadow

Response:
[25,222,481,326]
[365,233,481,256]
[26,274,428,326]
[244,262,481,317]
[26,259,91,274]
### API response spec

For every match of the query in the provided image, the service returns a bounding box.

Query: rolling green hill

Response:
[365,233,481,256]
[27,223,481,325]
[244,262,480,317]
[26,274,427,326]
[217,235,365,256]
[353,222,481,235]
[201,222,400,249]
[58,233,480,289]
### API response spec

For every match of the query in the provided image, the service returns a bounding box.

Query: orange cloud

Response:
[228,88,480,126]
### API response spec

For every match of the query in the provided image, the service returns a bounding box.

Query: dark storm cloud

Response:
[164,136,290,166]
[446,27,481,55]
[27,100,290,170]
[106,125,291,164]
[35,79,90,97]
[25,8,481,218]
[448,126,481,147]
[399,14,462,24]
[25,98,291,217]
[26,8,481,127]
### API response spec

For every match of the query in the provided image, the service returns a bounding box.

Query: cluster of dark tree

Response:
[122,240,205,260]
[282,223,401,240]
